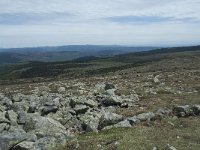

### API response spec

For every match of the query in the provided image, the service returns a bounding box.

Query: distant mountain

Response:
[0,45,158,64]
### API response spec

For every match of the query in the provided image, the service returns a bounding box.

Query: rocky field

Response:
[0,47,200,150]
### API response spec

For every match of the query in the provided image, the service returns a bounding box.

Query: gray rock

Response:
[0,128,36,150]
[173,105,194,117]
[137,112,155,121]
[80,111,102,132]
[98,112,123,129]
[24,114,70,139]
[13,141,35,150]
[69,99,76,108]
[17,111,27,124]
[127,116,140,125]
[12,93,25,103]
[102,120,132,130]
[192,105,200,115]
[47,108,73,126]
[74,105,89,115]
[5,110,18,126]
[0,123,10,132]
[101,95,122,107]
[156,108,171,118]
[114,120,132,128]
[84,99,98,108]
[35,136,66,150]
[41,106,58,116]
[28,102,37,113]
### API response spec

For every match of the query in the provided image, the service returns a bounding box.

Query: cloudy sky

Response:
[0,0,200,48]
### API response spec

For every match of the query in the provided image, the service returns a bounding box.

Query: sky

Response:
[0,0,200,48]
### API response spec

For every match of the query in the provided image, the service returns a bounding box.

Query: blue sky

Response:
[0,0,200,48]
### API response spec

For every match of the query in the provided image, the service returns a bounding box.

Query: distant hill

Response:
[0,45,199,81]
[0,45,157,64]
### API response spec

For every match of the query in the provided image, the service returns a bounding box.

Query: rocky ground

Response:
[0,50,200,150]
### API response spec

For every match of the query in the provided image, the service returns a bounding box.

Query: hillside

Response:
[0,46,200,150]
[0,45,157,64]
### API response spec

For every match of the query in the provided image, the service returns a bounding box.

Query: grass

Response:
[60,117,200,150]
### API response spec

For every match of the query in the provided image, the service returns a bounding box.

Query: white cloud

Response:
[0,0,199,47]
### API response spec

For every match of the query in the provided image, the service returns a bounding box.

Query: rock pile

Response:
[0,83,139,150]
[0,82,199,150]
